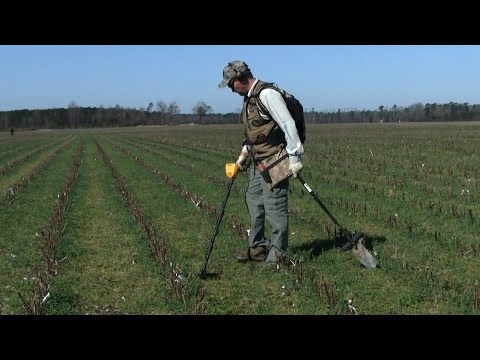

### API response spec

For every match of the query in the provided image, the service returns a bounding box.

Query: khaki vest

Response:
[241,80,286,159]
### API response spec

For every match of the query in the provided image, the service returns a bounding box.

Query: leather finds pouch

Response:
[261,146,290,190]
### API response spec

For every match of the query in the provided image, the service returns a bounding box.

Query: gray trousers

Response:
[245,165,289,261]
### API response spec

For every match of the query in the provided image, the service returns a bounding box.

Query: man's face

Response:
[229,77,248,96]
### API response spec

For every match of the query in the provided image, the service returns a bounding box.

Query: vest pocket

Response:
[261,146,290,191]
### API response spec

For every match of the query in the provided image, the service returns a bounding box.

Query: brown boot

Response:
[234,246,267,262]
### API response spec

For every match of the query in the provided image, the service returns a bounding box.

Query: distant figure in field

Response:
[10,127,14,136]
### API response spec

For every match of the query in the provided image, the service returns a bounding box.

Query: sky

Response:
[0,45,479,114]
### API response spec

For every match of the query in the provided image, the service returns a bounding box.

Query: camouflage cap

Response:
[218,60,250,88]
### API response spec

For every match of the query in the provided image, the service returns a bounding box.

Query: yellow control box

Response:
[225,163,239,179]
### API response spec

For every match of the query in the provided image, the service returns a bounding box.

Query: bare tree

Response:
[68,101,79,128]
[408,102,424,122]
[378,105,384,123]
[113,104,127,127]
[424,103,431,121]
[192,101,213,124]
[156,101,168,125]
[167,101,180,125]
[145,102,154,125]
[147,102,154,113]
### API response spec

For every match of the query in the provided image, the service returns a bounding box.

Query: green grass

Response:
[0,137,80,314]
[2,124,479,314]
[44,135,172,314]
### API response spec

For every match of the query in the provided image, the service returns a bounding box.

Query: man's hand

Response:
[236,145,250,171]
[289,161,303,178]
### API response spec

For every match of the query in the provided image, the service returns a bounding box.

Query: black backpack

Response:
[255,82,306,144]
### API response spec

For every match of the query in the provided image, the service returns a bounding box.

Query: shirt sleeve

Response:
[259,88,304,163]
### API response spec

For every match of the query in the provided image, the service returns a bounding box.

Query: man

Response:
[218,60,304,264]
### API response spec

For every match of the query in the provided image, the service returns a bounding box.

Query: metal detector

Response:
[296,173,377,268]
[199,163,239,278]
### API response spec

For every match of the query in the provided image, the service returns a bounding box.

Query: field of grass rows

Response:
[1,123,479,314]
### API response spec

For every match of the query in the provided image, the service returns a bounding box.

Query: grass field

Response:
[1,122,479,314]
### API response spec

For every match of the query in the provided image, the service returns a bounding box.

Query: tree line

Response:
[1,101,480,130]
